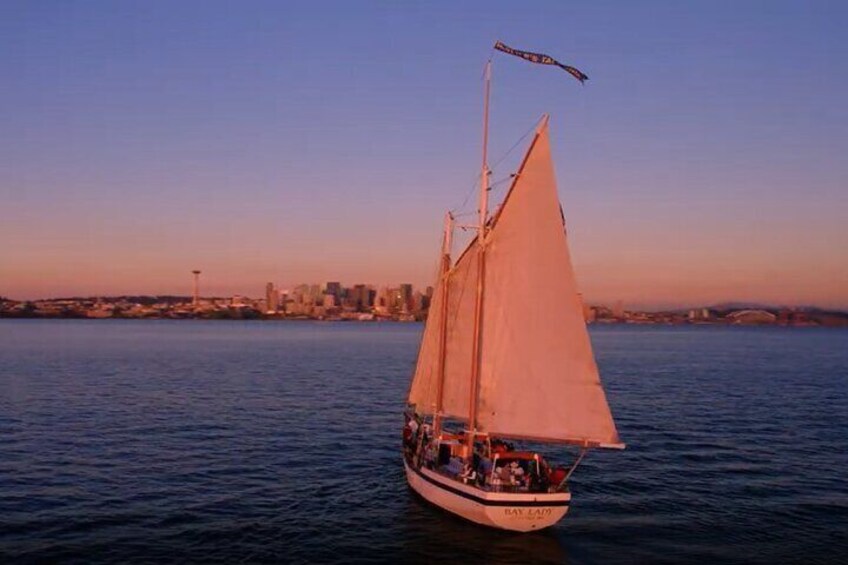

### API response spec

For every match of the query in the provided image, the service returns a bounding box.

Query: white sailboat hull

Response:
[404,459,570,532]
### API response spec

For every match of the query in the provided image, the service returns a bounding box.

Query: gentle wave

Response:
[1,321,847,563]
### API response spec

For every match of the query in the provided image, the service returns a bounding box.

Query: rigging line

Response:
[484,176,515,205]
[449,55,494,218]
[488,118,540,174]
[489,176,513,190]
[452,176,481,217]
[452,165,510,218]
[452,94,538,217]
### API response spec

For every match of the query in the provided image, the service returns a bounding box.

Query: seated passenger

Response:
[499,464,514,486]
[490,467,504,488]
[460,462,477,485]
[510,461,525,483]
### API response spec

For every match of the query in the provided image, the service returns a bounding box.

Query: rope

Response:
[489,118,540,173]
[452,176,480,217]
[451,113,542,218]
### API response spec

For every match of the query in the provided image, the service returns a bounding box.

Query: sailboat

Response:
[403,50,624,532]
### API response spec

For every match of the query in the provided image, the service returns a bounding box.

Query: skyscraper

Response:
[265,282,279,313]
[352,284,369,311]
[191,270,201,308]
[399,283,413,310]
[325,281,342,300]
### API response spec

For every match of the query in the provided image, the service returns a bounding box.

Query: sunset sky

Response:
[2,1,846,309]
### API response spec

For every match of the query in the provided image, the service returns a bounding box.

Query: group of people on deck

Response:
[489,460,528,489]
[404,413,560,493]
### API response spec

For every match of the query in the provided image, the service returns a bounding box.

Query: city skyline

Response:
[6,281,847,327]
[4,272,847,315]
[2,2,847,310]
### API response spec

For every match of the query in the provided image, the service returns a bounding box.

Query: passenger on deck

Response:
[460,462,477,485]
[499,465,513,486]
[423,442,437,469]
[490,466,503,489]
[510,461,525,487]
[478,458,493,481]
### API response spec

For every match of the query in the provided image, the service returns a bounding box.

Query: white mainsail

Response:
[408,118,621,448]
[478,119,620,446]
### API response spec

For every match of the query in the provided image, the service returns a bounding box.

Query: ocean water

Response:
[1,320,846,564]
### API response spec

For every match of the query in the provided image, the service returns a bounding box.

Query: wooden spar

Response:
[432,212,453,436]
[467,59,491,451]
[559,448,588,491]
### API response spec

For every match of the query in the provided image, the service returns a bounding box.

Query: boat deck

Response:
[405,452,567,495]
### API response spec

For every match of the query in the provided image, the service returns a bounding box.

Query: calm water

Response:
[1,320,847,564]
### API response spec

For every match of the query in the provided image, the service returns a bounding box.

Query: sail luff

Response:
[487,116,547,235]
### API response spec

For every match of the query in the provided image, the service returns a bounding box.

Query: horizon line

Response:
[3,293,846,315]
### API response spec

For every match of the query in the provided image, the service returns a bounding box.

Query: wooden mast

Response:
[432,211,453,436]
[467,59,491,452]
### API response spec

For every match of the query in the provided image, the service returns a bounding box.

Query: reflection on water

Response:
[400,489,569,564]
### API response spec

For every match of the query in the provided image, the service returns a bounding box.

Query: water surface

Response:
[1,321,846,563]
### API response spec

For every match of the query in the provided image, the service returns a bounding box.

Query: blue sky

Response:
[2,1,846,308]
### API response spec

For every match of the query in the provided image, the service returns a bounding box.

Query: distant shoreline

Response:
[3,297,846,327]
[2,314,846,328]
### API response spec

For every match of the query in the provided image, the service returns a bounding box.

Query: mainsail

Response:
[478,120,620,446]
[408,118,622,448]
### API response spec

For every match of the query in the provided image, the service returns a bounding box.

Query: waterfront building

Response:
[352,284,369,311]
[399,283,413,310]
[265,282,279,313]
[325,282,342,300]
[613,300,625,319]
[323,294,336,309]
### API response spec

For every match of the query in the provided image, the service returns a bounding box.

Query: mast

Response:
[432,211,453,436]
[467,59,491,450]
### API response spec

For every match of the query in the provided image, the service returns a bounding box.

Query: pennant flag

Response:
[494,41,588,84]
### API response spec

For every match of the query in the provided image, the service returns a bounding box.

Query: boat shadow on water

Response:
[401,486,570,564]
